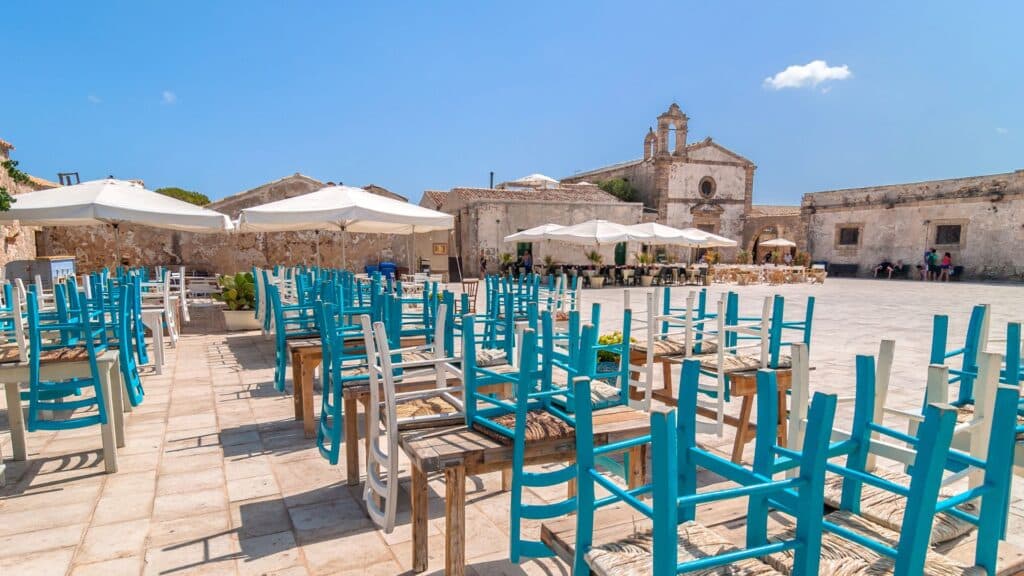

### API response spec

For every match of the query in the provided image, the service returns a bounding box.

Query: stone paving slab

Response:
[0,281,1020,575]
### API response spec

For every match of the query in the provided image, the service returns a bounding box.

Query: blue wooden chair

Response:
[24,290,110,432]
[930,304,989,405]
[115,283,145,407]
[782,352,1018,575]
[267,282,319,392]
[573,359,837,575]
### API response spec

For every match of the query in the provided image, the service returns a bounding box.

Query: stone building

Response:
[802,170,1024,280]
[420,183,643,277]
[560,103,771,260]
[0,137,59,275]
[37,173,426,275]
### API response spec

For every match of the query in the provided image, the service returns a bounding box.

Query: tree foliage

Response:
[597,178,637,202]
[0,159,30,212]
[155,186,211,206]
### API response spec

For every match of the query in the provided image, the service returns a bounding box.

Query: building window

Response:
[838,227,860,246]
[698,177,716,199]
[935,224,961,245]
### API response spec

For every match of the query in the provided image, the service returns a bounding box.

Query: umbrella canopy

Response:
[677,228,738,248]
[546,219,652,245]
[501,173,559,188]
[503,223,565,242]
[237,185,453,234]
[0,178,233,232]
[760,237,796,248]
[625,222,693,244]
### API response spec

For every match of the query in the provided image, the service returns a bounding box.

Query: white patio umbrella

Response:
[502,223,565,242]
[626,222,691,244]
[759,237,796,248]
[0,178,234,266]
[546,219,652,245]
[237,185,453,268]
[678,228,738,248]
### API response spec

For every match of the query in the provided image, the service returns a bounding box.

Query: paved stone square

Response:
[0,278,1021,575]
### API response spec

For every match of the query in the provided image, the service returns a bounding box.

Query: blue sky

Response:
[1,1,1020,205]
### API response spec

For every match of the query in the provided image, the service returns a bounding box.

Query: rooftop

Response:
[449,185,624,204]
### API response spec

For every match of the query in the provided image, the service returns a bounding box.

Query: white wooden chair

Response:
[628,287,699,409]
[362,305,463,533]
[141,274,179,346]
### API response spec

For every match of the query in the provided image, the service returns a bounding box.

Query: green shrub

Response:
[213,272,256,310]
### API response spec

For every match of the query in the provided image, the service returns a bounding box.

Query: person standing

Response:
[479,249,488,277]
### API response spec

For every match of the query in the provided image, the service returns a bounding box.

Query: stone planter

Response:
[589,276,606,289]
[223,310,261,331]
[639,275,654,287]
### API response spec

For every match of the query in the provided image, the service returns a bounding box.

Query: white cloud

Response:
[764,60,852,90]
[996,127,1009,135]
[87,94,102,104]
[161,90,177,104]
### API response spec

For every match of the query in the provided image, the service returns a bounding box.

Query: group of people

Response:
[873,248,955,281]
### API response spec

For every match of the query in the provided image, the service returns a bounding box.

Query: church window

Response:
[838,226,860,246]
[698,177,716,199]
[935,224,962,245]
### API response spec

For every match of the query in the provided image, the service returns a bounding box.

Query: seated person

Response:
[873,259,894,278]
[889,259,907,278]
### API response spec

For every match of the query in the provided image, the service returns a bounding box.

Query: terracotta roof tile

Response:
[451,186,624,204]
[421,190,448,209]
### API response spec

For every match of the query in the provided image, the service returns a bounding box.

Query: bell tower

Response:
[656,103,688,157]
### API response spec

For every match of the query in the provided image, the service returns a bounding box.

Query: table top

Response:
[399,404,650,475]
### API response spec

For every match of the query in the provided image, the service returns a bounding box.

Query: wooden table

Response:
[650,362,792,463]
[287,335,429,441]
[399,404,651,575]
[0,350,126,476]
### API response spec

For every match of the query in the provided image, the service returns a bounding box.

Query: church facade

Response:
[560,103,796,261]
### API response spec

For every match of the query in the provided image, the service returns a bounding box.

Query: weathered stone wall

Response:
[37,173,424,275]
[802,170,1024,280]
[0,144,54,278]
[741,213,807,262]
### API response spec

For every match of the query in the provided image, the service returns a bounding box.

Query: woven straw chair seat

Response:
[585,521,783,576]
[822,469,978,544]
[766,510,982,576]
[630,338,718,357]
[393,395,460,420]
[955,404,1024,440]
[476,348,508,367]
[474,409,574,444]
[692,354,791,375]
[38,347,91,363]
[0,344,21,364]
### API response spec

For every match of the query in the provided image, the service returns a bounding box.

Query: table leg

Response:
[302,360,315,439]
[445,465,466,575]
[411,465,429,573]
[777,389,788,446]
[661,360,674,399]
[3,382,27,461]
[732,396,754,463]
[500,468,512,491]
[107,360,126,448]
[291,352,304,422]
[628,445,647,489]
[98,369,119,473]
[344,395,360,486]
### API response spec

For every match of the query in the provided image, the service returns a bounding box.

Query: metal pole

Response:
[112,224,121,270]
[315,230,321,269]
[341,229,347,270]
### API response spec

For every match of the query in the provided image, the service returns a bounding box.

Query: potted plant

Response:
[542,254,558,276]
[498,252,515,277]
[584,250,605,288]
[794,250,811,268]
[635,251,655,286]
[213,272,261,331]
[735,249,752,265]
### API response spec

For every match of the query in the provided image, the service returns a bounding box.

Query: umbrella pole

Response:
[341,229,347,270]
[408,234,414,274]
[315,230,321,269]
[112,224,121,271]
